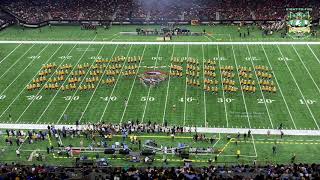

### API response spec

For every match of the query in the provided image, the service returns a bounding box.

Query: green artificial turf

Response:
[0,24,318,42]
[1,133,320,166]
[0,25,320,166]
[0,41,320,129]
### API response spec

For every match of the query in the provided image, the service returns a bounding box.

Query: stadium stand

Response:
[0,10,14,28]
[0,163,319,179]
[1,0,118,23]
[1,0,320,23]
[2,124,320,179]
[0,19,4,27]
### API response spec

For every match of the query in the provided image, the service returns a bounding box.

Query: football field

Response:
[1,40,320,130]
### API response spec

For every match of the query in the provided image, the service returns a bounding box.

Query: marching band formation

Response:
[27,56,277,95]
[27,56,142,91]
[169,57,277,94]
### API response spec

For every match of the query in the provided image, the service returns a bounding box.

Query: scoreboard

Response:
[287,8,312,34]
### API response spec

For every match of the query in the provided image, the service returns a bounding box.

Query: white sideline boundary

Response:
[2,40,320,45]
[0,123,319,136]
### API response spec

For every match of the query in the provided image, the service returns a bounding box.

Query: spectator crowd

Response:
[0,10,14,28]
[1,122,320,179]
[0,0,320,23]
[0,163,319,179]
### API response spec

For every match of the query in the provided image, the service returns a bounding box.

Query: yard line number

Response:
[152,57,162,61]
[63,96,79,101]
[257,98,275,104]
[179,97,195,103]
[299,99,316,105]
[245,57,259,61]
[0,95,6,100]
[141,96,155,102]
[217,98,234,103]
[278,57,293,61]
[26,95,42,100]
[100,96,117,102]
[28,56,41,59]
[90,56,102,60]
[212,57,226,61]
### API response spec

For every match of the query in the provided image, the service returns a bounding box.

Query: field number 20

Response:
[257,99,275,104]
[27,95,42,100]
[299,99,316,105]
[64,96,79,101]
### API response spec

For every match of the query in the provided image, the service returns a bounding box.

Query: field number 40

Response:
[100,96,117,101]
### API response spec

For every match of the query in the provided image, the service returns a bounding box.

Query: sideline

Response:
[0,123,319,136]
[1,40,320,45]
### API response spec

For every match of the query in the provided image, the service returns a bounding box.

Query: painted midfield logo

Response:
[139,70,168,87]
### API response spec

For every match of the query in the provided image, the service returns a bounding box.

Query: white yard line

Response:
[0,45,35,80]
[0,44,50,119]
[216,45,229,127]
[220,154,257,158]
[102,32,120,41]
[183,45,190,126]
[15,44,76,122]
[58,134,63,146]
[0,44,46,96]
[204,35,214,42]
[141,45,161,123]
[211,133,221,147]
[307,45,320,64]
[231,44,258,157]
[56,45,106,124]
[36,36,98,123]
[261,45,297,129]
[201,45,208,127]
[292,45,320,94]
[110,34,121,42]
[78,45,119,123]
[245,45,274,129]
[36,46,97,123]
[17,135,28,151]
[276,45,320,129]
[0,44,21,65]
[119,45,147,125]
[162,45,175,125]
[4,40,320,45]
[0,45,40,95]
[254,138,320,142]
[98,45,133,123]
[230,46,252,128]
